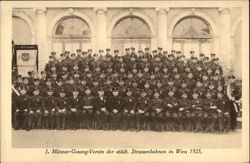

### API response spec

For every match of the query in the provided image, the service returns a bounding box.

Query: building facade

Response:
[12,7,242,78]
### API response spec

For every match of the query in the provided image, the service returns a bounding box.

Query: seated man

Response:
[203,91,218,133]
[122,89,137,131]
[93,88,109,130]
[106,88,123,131]
[136,90,149,131]
[55,89,68,130]
[150,92,164,131]
[190,91,204,132]
[163,89,179,131]
[14,86,29,130]
[42,88,56,129]
[81,88,94,129]
[28,87,43,129]
[216,92,230,133]
[177,91,191,131]
[67,88,81,130]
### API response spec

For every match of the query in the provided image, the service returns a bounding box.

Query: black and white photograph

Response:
[1,0,249,162]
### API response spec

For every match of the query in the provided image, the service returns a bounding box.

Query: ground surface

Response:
[12,129,241,148]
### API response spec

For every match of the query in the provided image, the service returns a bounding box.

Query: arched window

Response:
[111,16,151,54]
[12,16,32,45]
[52,16,91,55]
[172,16,213,58]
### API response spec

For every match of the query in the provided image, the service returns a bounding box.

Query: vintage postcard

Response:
[0,0,249,162]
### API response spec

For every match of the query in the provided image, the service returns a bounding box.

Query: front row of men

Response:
[13,85,231,133]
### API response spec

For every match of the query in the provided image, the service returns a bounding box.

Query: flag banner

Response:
[16,45,38,66]
[15,45,38,76]
[17,49,37,66]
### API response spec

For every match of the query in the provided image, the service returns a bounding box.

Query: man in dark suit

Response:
[93,88,108,130]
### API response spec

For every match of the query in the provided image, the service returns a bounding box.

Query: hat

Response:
[168,54,174,57]
[145,48,149,51]
[33,87,40,92]
[87,49,92,52]
[27,71,32,75]
[181,91,188,95]
[199,53,205,57]
[20,86,27,91]
[211,53,216,57]
[204,56,209,60]
[70,53,76,56]
[168,89,174,93]
[181,80,187,84]
[22,76,28,80]
[72,87,79,92]
[131,47,135,50]
[62,64,68,68]
[229,75,236,79]
[47,88,54,92]
[154,92,160,95]
[158,47,162,50]
[46,78,52,82]
[112,87,119,92]
[97,87,104,91]
[192,90,199,95]
[59,89,66,94]
[176,51,181,54]
[106,49,110,52]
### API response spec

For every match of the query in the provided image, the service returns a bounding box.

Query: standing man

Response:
[227,75,242,131]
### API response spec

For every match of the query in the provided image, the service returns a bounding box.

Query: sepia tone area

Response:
[11,6,242,149]
[12,129,241,148]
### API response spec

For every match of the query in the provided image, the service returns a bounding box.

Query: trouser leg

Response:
[13,112,20,129]
[56,113,61,129]
[28,114,34,130]
[230,110,237,131]
[217,113,224,132]
[36,114,42,129]
[122,114,128,131]
[50,113,55,129]
[62,113,66,129]
[44,115,49,129]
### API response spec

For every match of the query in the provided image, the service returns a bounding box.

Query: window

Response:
[54,16,90,37]
[172,16,213,57]
[111,16,151,53]
[52,16,91,55]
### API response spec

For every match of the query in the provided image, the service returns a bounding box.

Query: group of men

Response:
[12,47,241,133]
